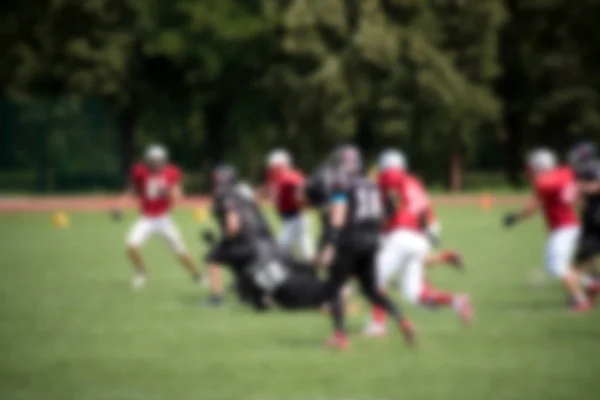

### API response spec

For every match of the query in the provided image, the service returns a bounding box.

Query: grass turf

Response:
[0,208,599,400]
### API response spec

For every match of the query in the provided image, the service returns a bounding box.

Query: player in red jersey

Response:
[117,145,201,290]
[364,149,472,337]
[504,148,591,311]
[265,149,315,261]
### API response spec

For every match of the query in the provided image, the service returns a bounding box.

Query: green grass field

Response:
[1,208,599,400]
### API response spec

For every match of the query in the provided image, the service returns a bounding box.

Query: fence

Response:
[0,98,122,193]
[0,98,512,194]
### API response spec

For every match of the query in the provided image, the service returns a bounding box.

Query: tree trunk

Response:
[502,115,524,187]
[449,147,463,193]
[118,102,136,187]
[118,39,142,188]
[204,100,227,166]
[355,113,373,160]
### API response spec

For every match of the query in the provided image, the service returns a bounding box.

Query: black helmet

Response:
[212,164,237,190]
[333,144,362,176]
[568,141,597,167]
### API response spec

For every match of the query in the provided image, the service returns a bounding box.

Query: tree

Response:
[498,0,600,185]
[268,0,505,188]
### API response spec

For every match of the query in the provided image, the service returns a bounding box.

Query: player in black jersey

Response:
[203,165,343,316]
[568,142,600,300]
[316,145,416,349]
[204,164,274,306]
[213,236,339,312]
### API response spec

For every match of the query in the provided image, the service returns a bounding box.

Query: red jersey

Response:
[378,169,433,232]
[533,167,579,231]
[130,163,182,217]
[268,168,305,216]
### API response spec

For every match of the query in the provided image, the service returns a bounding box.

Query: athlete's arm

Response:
[317,193,347,267]
[114,165,141,218]
[206,261,224,306]
[295,183,307,207]
[169,183,183,205]
[577,179,600,195]
[224,208,242,238]
[256,183,271,203]
[504,197,539,227]
[112,184,135,220]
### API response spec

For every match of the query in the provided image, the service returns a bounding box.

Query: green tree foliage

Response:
[1,0,599,191]
[269,0,505,188]
[499,0,600,184]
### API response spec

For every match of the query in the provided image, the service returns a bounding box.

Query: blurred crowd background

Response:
[1,0,599,193]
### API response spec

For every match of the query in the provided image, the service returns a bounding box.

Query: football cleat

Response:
[442,251,465,270]
[571,301,592,313]
[205,294,225,308]
[325,332,351,351]
[586,281,600,304]
[363,322,388,339]
[456,295,474,326]
[399,319,417,347]
[132,273,148,291]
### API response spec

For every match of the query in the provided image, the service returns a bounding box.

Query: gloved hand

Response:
[201,230,217,245]
[503,213,519,228]
[426,223,441,248]
[110,209,123,222]
[205,293,224,308]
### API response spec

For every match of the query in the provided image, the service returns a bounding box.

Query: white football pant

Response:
[278,213,315,261]
[545,225,580,278]
[376,229,430,304]
[126,215,187,255]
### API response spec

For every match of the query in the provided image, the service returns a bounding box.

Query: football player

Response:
[567,142,600,301]
[316,145,416,350]
[365,149,472,337]
[265,150,315,261]
[116,145,201,290]
[204,164,274,306]
[504,148,591,311]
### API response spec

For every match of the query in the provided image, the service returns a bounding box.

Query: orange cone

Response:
[480,193,493,211]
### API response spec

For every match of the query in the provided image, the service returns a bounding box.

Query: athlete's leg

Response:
[424,250,464,269]
[126,217,154,289]
[159,216,202,282]
[546,227,589,310]
[278,217,297,253]
[356,248,416,345]
[573,230,600,302]
[366,232,403,330]
[296,213,316,261]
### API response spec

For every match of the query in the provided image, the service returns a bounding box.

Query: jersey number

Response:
[252,261,288,292]
[355,186,383,220]
[146,177,167,200]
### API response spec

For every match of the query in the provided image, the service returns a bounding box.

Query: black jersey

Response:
[244,240,288,293]
[330,172,383,246]
[213,187,272,239]
[574,160,600,228]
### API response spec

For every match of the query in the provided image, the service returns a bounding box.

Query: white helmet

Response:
[145,144,168,162]
[267,149,292,168]
[378,149,407,171]
[527,148,557,173]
